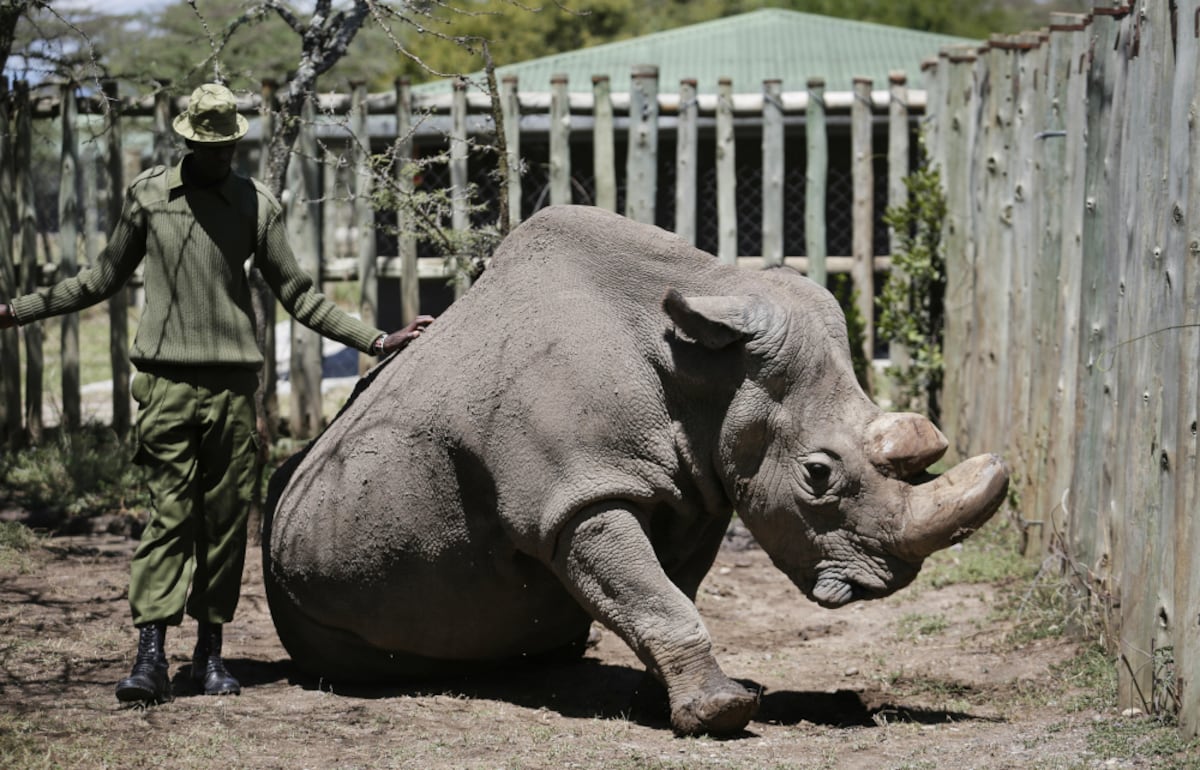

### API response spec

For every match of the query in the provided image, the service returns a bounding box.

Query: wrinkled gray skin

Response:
[264,205,1008,736]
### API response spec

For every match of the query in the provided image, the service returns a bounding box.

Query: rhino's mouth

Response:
[810,568,904,608]
[811,575,856,607]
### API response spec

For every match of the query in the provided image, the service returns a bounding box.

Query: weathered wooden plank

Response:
[885,71,911,381]
[152,87,175,170]
[716,77,737,264]
[1023,22,1073,552]
[1156,0,1196,727]
[353,81,378,374]
[451,78,470,298]
[591,75,617,212]
[1006,34,1047,506]
[1113,1,1173,713]
[287,94,325,439]
[15,82,42,441]
[761,79,784,267]
[0,78,21,443]
[1040,20,1090,553]
[501,76,522,229]
[937,48,980,459]
[805,77,828,287]
[626,65,659,225]
[100,80,131,438]
[851,77,875,380]
[396,78,420,324]
[970,43,1014,467]
[59,84,81,432]
[1176,0,1200,737]
[1069,8,1123,599]
[675,79,698,245]
[1098,10,1138,640]
[549,74,571,206]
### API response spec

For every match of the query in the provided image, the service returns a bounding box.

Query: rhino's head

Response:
[663,283,1008,609]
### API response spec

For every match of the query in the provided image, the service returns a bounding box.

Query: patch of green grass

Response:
[1085,717,1200,769]
[0,521,41,573]
[0,520,38,551]
[894,612,949,640]
[1052,645,1118,713]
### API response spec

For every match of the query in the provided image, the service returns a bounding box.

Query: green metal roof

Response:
[416,8,975,95]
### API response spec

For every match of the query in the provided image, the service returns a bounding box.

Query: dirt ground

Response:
[5,520,1196,770]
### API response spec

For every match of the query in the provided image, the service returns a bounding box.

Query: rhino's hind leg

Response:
[552,503,759,736]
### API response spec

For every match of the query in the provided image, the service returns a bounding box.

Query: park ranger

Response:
[0,83,432,706]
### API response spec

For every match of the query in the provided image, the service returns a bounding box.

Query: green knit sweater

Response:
[11,161,383,370]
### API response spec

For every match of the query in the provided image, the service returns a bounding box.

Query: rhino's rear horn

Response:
[864,412,949,479]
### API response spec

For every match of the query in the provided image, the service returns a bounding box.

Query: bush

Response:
[878,156,947,423]
[0,424,150,529]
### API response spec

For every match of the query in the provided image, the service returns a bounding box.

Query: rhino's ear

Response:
[663,288,765,349]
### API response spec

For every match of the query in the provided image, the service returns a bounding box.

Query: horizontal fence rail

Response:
[923,2,1199,737]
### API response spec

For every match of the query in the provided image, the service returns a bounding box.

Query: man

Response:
[0,83,433,706]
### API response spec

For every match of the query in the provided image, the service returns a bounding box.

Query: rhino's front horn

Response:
[864,412,949,479]
[896,453,1009,561]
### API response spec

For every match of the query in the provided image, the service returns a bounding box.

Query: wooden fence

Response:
[0,68,922,444]
[923,2,1199,735]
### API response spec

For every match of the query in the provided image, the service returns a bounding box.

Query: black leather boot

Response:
[115,623,171,705]
[192,622,241,695]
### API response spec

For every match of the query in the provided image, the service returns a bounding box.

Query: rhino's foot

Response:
[669,677,759,736]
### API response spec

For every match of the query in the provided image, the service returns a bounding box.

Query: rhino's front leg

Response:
[551,503,759,736]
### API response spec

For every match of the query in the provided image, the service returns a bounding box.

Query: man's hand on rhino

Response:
[376,315,435,356]
[0,304,16,330]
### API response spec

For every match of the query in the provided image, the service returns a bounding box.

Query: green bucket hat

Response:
[172,83,249,144]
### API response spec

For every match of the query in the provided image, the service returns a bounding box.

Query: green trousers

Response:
[128,365,259,627]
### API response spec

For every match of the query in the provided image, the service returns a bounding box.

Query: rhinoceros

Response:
[263,205,1008,736]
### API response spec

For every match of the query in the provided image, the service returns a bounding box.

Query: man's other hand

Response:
[380,314,435,355]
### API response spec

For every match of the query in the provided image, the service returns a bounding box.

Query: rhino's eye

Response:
[804,461,831,485]
[800,452,840,497]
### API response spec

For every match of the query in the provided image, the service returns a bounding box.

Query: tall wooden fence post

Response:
[451,78,470,298]
[352,81,378,374]
[59,83,81,432]
[16,81,42,442]
[851,76,876,384]
[937,47,979,459]
[1068,7,1123,636]
[886,72,911,383]
[550,74,571,205]
[1170,0,1200,737]
[970,41,1015,491]
[625,65,659,225]
[0,77,21,444]
[1155,0,1199,730]
[286,93,325,439]
[805,77,828,287]
[716,77,737,264]
[761,79,784,267]
[396,78,420,325]
[592,75,616,212]
[675,79,698,244]
[102,80,131,438]
[501,75,522,228]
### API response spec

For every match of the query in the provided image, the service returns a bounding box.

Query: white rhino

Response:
[263,205,1008,736]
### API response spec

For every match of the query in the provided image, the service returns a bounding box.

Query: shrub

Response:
[878,156,947,423]
[0,424,149,529]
